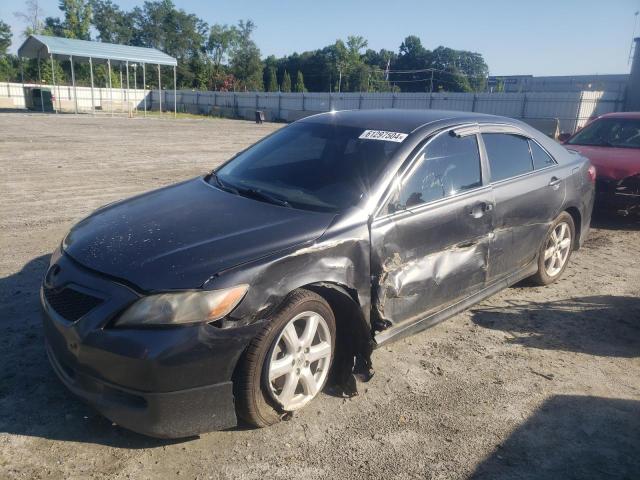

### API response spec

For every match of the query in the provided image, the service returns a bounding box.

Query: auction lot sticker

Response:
[359,130,408,142]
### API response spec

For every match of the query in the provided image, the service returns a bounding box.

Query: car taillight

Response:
[587,165,596,183]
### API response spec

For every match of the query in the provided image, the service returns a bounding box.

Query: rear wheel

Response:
[235,289,335,427]
[530,211,575,285]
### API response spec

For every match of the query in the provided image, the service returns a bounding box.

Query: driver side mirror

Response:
[557,132,571,143]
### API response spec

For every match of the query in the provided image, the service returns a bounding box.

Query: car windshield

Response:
[213,122,402,212]
[567,118,640,149]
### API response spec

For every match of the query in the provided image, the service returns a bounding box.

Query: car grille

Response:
[43,286,103,322]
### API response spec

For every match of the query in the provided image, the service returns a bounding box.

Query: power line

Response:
[386,66,487,78]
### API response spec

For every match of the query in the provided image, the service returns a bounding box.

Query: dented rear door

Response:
[370,128,494,329]
[479,128,566,282]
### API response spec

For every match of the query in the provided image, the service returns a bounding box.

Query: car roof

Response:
[300,109,513,134]
[597,111,640,120]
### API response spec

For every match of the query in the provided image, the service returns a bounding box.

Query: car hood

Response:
[63,177,336,291]
[565,144,640,180]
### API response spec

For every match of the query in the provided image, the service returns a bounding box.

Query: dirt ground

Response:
[0,112,639,480]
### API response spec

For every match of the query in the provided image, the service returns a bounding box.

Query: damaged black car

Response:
[41,109,595,438]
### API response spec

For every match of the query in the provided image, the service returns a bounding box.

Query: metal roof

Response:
[18,35,177,66]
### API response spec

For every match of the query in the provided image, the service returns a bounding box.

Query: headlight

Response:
[114,285,249,327]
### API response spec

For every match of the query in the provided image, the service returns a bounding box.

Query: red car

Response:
[563,112,640,214]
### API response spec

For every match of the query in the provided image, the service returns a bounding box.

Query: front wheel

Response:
[235,289,335,427]
[529,211,575,286]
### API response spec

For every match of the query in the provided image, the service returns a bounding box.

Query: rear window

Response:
[483,133,533,182]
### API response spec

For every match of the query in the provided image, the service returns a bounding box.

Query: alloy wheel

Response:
[266,311,332,411]
[543,221,572,277]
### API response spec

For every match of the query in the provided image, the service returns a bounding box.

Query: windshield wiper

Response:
[237,187,292,208]
[209,172,291,207]
[209,171,240,195]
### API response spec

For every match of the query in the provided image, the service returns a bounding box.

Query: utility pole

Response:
[629,11,640,65]
[429,69,434,93]
[338,69,342,93]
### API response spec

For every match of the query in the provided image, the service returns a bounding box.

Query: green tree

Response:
[363,48,396,71]
[0,21,16,82]
[392,35,431,91]
[0,21,11,55]
[131,1,207,88]
[206,24,238,69]
[133,1,207,59]
[204,23,238,90]
[0,57,18,81]
[432,46,487,91]
[43,17,65,36]
[294,70,306,92]
[346,35,367,58]
[265,66,278,92]
[90,0,134,44]
[59,0,92,39]
[40,58,66,84]
[281,69,291,92]
[230,20,263,90]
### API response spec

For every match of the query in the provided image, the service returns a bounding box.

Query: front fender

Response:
[203,221,372,329]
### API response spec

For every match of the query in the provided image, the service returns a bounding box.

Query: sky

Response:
[2,0,639,76]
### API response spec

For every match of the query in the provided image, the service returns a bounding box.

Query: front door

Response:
[370,127,494,330]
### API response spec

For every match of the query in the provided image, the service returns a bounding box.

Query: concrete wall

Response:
[0,82,625,133]
[148,89,624,133]
[0,82,148,113]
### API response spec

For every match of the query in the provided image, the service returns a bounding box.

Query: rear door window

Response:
[482,133,534,182]
[529,140,556,170]
[398,132,482,208]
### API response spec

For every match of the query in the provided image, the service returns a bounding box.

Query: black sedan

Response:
[41,110,595,438]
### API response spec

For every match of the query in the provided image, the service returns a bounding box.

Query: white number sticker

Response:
[359,130,408,143]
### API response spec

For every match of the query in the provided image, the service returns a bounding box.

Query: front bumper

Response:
[596,176,640,212]
[41,250,261,438]
[45,339,235,438]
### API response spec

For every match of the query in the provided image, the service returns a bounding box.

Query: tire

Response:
[235,289,336,428]
[529,211,575,286]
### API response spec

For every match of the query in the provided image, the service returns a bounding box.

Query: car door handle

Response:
[549,177,562,188]
[457,240,477,248]
[469,201,493,218]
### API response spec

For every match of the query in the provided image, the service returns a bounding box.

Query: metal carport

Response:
[17,34,178,116]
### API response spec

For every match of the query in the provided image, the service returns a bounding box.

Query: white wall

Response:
[0,82,149,113]
[1,82,624,133]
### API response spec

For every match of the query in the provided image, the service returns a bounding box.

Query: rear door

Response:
[479,126,565,283]
[371,126,495,330]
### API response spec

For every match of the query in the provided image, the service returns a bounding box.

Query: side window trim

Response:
[374,125,486,219]
[528,138,559,170]
[478,127,559,185]
[383,184,492,219]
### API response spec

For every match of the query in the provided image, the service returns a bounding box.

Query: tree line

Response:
[0,0,489,93]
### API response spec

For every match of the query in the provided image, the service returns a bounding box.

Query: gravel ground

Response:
[0,112,639,480]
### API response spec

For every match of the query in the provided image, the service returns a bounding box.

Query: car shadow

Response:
[472,296,640,358]
[590,209,640,231]
[0,254,193,448]
[471,395,640,479]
